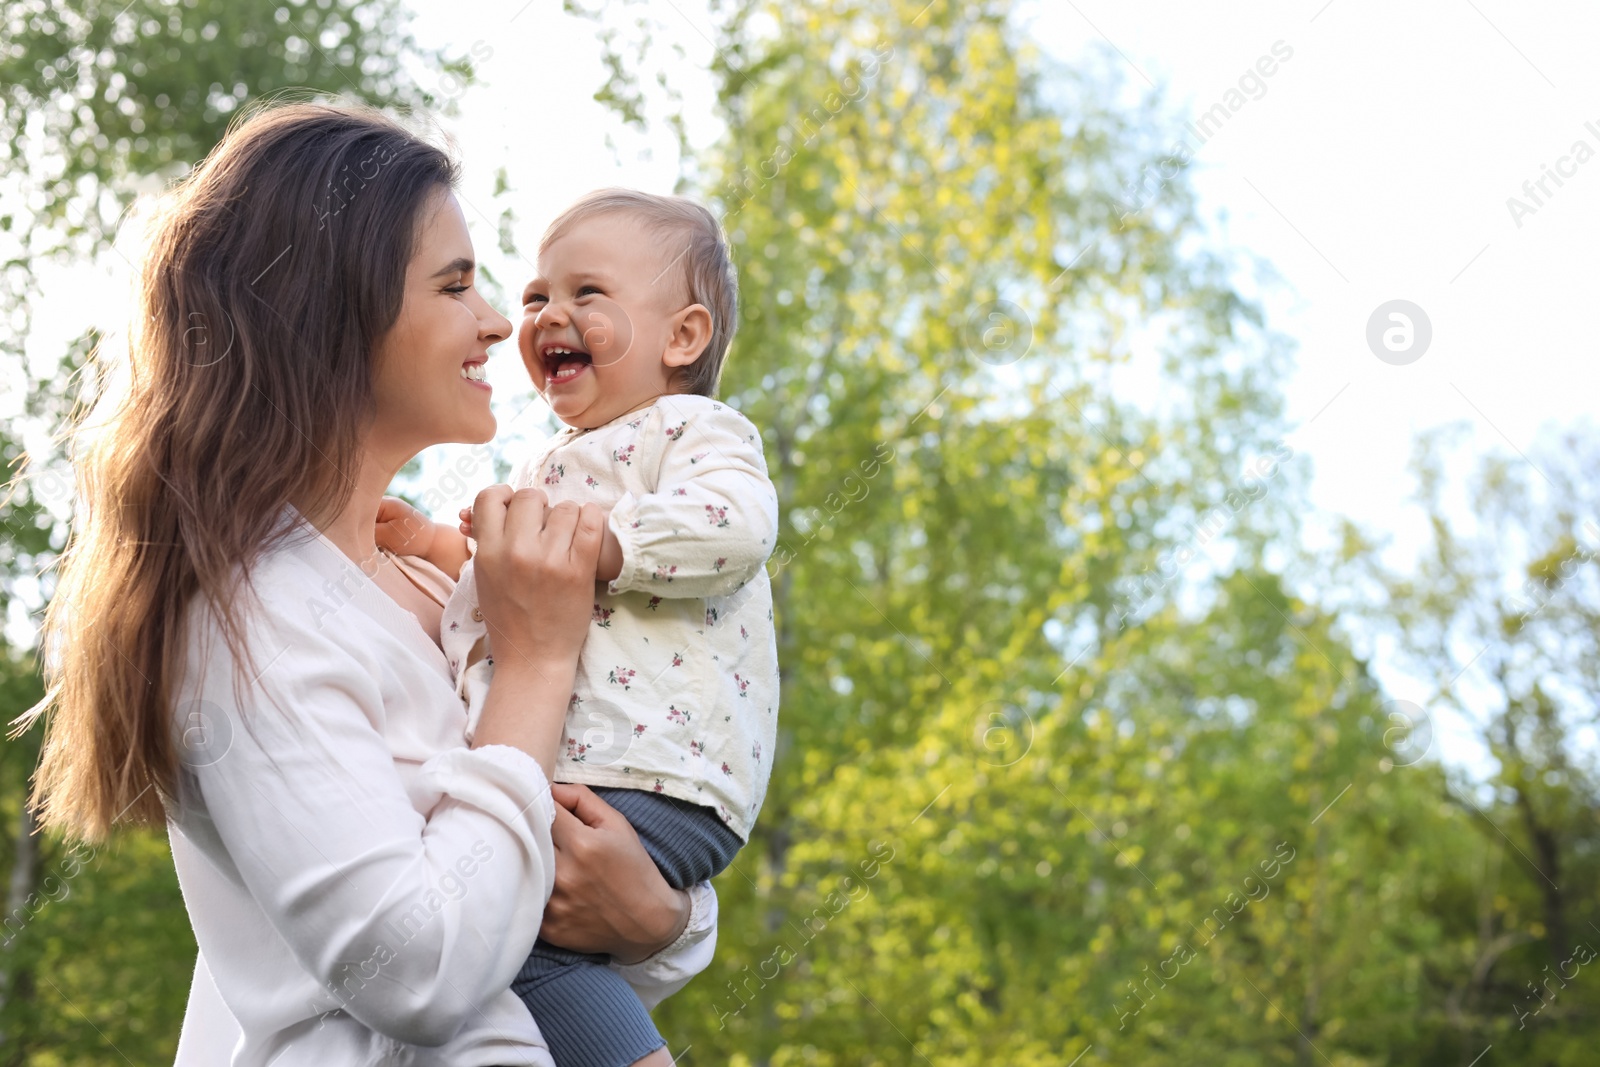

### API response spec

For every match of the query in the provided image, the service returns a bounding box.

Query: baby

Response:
[380,189,779,1066]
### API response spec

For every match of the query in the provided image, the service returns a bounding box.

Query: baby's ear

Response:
[663,303,713,370]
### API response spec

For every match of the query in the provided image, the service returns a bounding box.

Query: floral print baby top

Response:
[441,394,779,839]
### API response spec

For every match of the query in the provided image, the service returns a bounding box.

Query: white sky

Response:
[18,0,1599,772]
[1017,0,1599,511]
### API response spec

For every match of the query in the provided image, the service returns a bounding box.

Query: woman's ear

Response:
[662,304,713,371]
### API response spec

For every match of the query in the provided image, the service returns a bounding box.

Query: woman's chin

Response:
[455,412,497,444]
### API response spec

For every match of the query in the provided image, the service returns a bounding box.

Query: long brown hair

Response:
[17,102,458,840]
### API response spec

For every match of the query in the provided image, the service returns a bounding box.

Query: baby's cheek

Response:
[517,317,542,380]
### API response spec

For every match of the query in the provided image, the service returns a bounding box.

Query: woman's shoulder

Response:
[175,521,411,741]
[184,516,380,651]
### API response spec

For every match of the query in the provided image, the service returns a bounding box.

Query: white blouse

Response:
[167,513,716,1066]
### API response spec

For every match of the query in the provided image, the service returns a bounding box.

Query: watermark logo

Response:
[972,700,1034,767]
[563,700,639,767]
[963,300,1033,367]
[174,698,233,769]
[181,309,235,366]
[1366,299,1431,365]
[1379,698,1432,770]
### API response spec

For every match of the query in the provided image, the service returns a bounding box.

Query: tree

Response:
[1362,422,1600,1065]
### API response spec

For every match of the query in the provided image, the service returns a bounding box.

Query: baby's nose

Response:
[534,302,570,330]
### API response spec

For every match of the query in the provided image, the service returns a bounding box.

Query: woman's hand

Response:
[539,783,692,964]
[467,499,622,581]
[468,487,605,774]
[470,486,603,669]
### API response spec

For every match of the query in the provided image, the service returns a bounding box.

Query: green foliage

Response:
[0,0,453,382]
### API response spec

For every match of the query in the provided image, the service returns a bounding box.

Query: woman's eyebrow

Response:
[430,257,474,278]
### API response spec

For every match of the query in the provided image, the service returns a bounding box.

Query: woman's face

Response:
[370,189,512,458]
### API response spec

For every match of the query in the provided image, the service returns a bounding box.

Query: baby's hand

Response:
[458,505,475,540]
[375,496,437,557]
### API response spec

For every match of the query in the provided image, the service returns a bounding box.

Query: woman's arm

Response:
[180,598,560,1047]
[177,489,601,1046]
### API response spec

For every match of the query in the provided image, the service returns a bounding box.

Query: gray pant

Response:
[511,788,743,1067]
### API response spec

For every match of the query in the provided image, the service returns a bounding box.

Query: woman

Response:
[21,103,711,1065]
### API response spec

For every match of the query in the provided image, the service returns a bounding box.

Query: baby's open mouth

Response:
[542,344,593,383]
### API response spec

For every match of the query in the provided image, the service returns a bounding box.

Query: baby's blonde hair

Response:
[541,188,739,397]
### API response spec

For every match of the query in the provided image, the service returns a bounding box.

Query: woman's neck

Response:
[313,442,407,568]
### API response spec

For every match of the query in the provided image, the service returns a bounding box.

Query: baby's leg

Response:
[589,787,744,887]
[512,789,740,1065]
[511,942,664,1067]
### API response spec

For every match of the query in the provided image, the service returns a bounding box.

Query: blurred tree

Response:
[0,2,458,1061]
[1367,423,1600,1065]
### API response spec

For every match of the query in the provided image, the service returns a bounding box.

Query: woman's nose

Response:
[471,289,512,343]
[482,305,513,343]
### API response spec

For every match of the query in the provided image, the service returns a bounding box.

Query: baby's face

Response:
[518,212,690,429]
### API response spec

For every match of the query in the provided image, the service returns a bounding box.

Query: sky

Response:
[1016,0,1599,516]
[18,0,1599,771]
